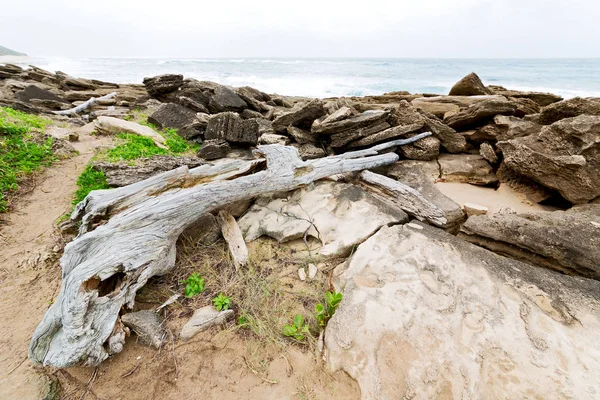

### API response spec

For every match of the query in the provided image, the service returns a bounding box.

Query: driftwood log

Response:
[29,133,431,368]
[217,210,249,270]
[53,92,117,116]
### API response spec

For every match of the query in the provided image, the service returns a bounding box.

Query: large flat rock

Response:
[460,205,600,280]
[326,222,600,399]
[238,181,408,257]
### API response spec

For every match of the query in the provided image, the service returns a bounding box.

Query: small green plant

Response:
[73,165,109,205]
[237,314,249,328]
[315,291,343,328]
[181,273,205,298]
[283,314,310,341]
[212,293,231,311]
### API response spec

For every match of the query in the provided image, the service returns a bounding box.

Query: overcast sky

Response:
[2,0,599,58]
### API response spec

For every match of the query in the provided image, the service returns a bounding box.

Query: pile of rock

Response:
[0,63,147,120]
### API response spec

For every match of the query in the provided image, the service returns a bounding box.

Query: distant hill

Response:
[0,45,26,56]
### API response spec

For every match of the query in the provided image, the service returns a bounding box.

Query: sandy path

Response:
[0,127,109,399]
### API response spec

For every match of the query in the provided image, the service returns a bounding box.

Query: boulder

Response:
[479,142,498,164]
[208,86,248,113]
[463,202,488,216]
[398,135,440,161]
[346,124,423,148]
[438,154,498,186]
[180,306,234,341]
[492,115,542,140]
[197,139,231,160]
[419,110,467,153]
[94,116,167,148]
[121,310,168,349]
[411,99,460,119]
[448,72,493,96]
[460,205,600,280]
[489,86,563,107]
[204,113,266,145]
[326,222,600,399]
[410,95,507,108]
[496,163,554,204]
[444,98,517,130]
[287,126,317,144]
[498,115,600,204]
[143,74,184,97]
[93,156,203,187]
[61,76,98,91]
[510,97,540,117]
[178,96,209,114]
[313,110,392,148]
[238,181,408,257]
[539,97,600,125]
[240,109,264,119]
[321,106,357,125]
[272,98,326,132]
[258,133,290,145]
[148,102,197,131]
[294,143,326,160]
[15,85,68,104]
[386,161,465,230]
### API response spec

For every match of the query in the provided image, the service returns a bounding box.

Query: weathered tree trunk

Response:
[29,133,431,368]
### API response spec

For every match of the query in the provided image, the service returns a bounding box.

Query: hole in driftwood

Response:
[83,271,127,297]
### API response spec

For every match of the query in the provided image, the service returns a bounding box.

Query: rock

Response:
[61,76,98,91]
[498,115,600,204]
[238,181,408,257]
[539,97,600,125]
[121,310,168,349]
[324,97,354,114]
[258,133,290,145]
[143,74,184,98]
[489,86,563,107]
[272,99,326,132]
[308,263,318,280]
[347,124,423,148]
[479,142,498,164]
[444,98,517,130]
[208,86,248,113]
[287,126,317,144]
[298,268,307,281]
[180,306,234,341]
[205,112,262,145]
[448,72,493,96]
[398,135,440,161]
[325,222,600,399]
[272,96,293,108]
[411,99,460,119]
[197,139,231,160]
[29,99,70,111]
[510,97,540,117]
[460,205,600,279]
[178,96,210,114]
[181,213,222,245]
[295,143,326,160]
[63,90,113,102]
[240,109,264,119]
[94,116,167,148]
[15,85,68,104]
[386,161,465,230]
[93,156,203,187]
[412,95,508,108]
[321,106,356,125]
[438,154,498,186]
[495,163,554,204]
[419,110,467,153]
[320,111,392,148]
[463,202,488,216]
[147,102,198,132]
[492,115,542,140]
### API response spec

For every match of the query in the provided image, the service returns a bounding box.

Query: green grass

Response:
[73,165,109,205]
[0,107,54,212]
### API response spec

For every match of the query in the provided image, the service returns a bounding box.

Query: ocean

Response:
[2,56,599,99]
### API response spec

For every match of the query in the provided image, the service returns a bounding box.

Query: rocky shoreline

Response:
[2,63,600,398]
